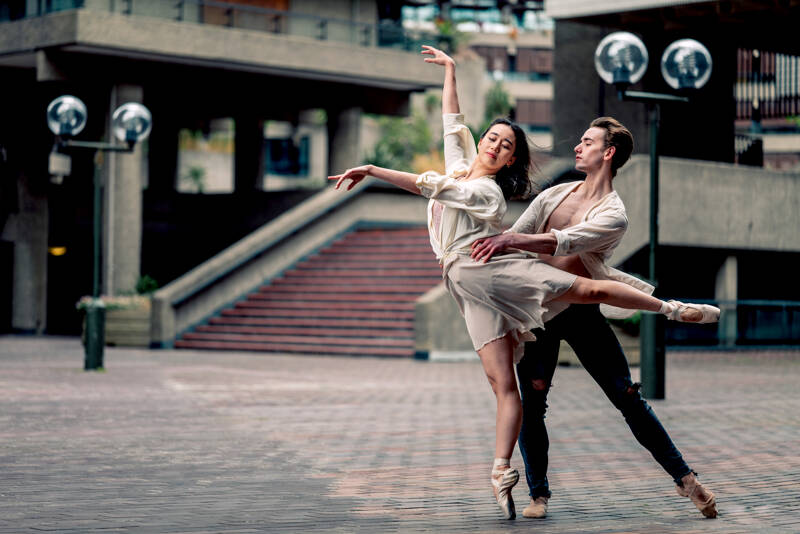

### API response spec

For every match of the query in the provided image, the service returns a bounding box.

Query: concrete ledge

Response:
[611,156,800,265]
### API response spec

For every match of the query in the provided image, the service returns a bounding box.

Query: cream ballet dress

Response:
[415,114,577,363]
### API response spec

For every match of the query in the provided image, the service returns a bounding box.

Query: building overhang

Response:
[0,9,441,92]
[544,0,800,55]
[545,0,711,19]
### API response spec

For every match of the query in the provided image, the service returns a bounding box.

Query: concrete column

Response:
[103,84,145,295]
[234,115,265,193]
[715,255,738,347]
[327,107,362,175]
[11,173,48,334]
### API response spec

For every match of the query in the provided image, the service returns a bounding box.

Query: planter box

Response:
[104,299,151,347]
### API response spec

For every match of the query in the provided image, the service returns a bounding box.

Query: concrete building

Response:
[398,1,554,146]
[2,0,797,352]
[545,0,800,346]
[0,0,445,335]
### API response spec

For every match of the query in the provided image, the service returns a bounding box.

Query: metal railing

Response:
[488,71,551,83]
[736,48,800,121]
[734,134,763,166]
[174,0,376,47]
[666,300,800,348]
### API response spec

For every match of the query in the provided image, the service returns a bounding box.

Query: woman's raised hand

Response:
[421,45,455,67]
[328,165,371,191]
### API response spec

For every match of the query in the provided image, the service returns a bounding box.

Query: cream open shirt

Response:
[415,113,506,267]
[509,180,655,319]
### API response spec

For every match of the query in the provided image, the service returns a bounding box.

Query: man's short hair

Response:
[590,117,634,177]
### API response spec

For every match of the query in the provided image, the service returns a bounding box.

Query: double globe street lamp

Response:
[47,95,152,370]
[594,32,712,398]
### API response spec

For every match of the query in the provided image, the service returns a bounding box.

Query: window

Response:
[265,136,309,176]
[176,118,235,194]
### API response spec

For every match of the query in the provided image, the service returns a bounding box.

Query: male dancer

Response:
[469,117,718,519]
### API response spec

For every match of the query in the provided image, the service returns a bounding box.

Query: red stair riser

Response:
[220,308,415,319]
[237,300,414,310]
[174,340,413,357]
[196,325,413,337]
[258,285,431,293]
[183,332,413,347]
[250,293,420,302]
[209,317,414,328]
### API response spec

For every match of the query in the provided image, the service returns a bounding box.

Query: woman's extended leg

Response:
[558,277,719,323]
[477,334,521,519]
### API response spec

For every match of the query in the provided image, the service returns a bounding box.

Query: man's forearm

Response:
[506,231,557,255]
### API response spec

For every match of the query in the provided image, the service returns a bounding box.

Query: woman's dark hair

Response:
[480,118,533,200]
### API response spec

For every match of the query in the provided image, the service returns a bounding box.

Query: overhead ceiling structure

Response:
[546,0,800,55]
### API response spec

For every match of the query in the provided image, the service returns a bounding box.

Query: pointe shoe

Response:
[666,300,720,324]
[491,458,519,520]
[676,473,718,518]
[522,496,548,518]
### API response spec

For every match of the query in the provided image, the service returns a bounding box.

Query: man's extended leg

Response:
[515,307,577,517]
[561,304,717,518]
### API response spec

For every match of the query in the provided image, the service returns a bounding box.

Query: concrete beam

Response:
[0,10,442,91]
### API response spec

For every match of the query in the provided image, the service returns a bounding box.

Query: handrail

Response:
[177,0,373,30]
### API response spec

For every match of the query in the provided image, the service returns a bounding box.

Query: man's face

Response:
[574,127,612,173]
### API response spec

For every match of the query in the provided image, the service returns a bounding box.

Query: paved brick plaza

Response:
[1,336,799,533]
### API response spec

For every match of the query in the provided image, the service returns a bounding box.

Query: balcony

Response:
[0,0,443,92]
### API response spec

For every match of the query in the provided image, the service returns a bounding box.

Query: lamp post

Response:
[47,96,152,370]
[594,33,712,399]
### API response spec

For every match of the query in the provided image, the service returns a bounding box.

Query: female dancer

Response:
[329,46,718,520]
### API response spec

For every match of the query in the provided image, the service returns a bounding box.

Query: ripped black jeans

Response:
[516,304,692,499]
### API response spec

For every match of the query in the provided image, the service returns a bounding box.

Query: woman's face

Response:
[477,123,517,172]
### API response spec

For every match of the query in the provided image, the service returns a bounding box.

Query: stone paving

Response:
[1,336,799,533]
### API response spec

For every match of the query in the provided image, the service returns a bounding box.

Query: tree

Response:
[365,113,436,173]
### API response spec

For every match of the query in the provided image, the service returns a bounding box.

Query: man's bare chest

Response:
[545,194,594,231]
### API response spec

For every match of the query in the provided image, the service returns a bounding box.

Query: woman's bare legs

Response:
[557,277,715,322]
[477,334,521,519]
[559,277,663,310]
[477,334,521,459]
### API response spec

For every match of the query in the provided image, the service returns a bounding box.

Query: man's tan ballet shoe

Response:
[676,473,718,518]
[491,458,519,520]
[667,300,720,324]
[522,496,548,518]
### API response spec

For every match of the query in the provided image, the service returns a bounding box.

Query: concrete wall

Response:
[3,173,48,334]
[610,155,800,265]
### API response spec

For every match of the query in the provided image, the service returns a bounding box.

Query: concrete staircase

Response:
[174,227,441,357]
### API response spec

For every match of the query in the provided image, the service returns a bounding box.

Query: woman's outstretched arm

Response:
[329,164,421,194]
[422,45,459,114]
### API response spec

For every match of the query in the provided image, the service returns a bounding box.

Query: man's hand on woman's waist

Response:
[470,232,557,263]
